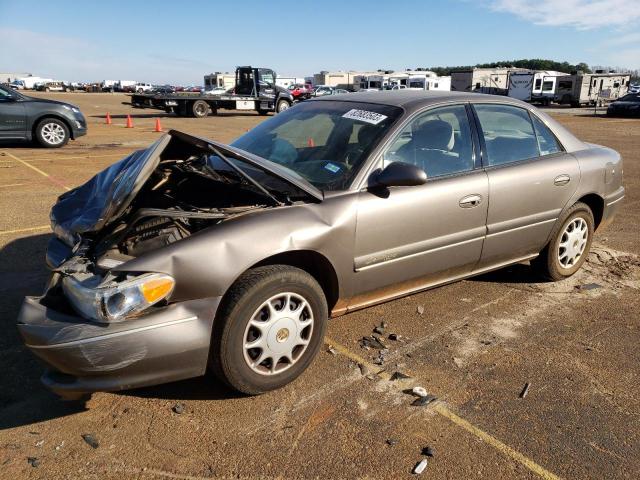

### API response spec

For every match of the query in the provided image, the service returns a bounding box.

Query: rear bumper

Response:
[17,295,221,398]
[601,186,625,230]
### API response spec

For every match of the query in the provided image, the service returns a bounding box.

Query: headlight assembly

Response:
[62,273,175,323]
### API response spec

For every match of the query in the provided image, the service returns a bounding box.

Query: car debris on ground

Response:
[520,382,531,398]
[327,346,337,355]
[172,403,186,414]
[576,283,602,291]
[81,433,99,449]
[417,305,425,315]
[412,386,428,397]
[412,395,437,407]
[390,371,411,381]
[413,458,428,474]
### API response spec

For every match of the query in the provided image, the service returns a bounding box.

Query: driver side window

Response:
[383,105,474,178]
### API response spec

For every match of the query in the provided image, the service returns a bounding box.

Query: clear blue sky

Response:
[0,0,637,84]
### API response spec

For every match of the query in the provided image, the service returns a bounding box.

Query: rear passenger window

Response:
[531,114,562,156]
[474,104,539,166]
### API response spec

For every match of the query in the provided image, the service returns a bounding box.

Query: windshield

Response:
[231,100,402,191]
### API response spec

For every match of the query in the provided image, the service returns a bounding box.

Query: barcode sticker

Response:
[342,109,388,125]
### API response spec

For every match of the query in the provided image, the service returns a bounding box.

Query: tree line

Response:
[426,59,592,76]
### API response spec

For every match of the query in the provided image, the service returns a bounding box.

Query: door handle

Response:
[459,194,482,208]
[554,174,571,186]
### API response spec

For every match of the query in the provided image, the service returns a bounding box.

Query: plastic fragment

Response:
[412,386,428,397]
[81,434,99,449]
[413,458,428,474]
[519,382,531,398]
[172,403,186,414]
[417,305,425,315]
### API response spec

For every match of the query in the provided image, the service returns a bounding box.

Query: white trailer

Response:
[117,80,137,91]
[508,71,568,105]
[275,77,305,88]
[555,72,631,107]
[14,76,54,89]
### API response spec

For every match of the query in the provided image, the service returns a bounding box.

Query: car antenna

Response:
[206,144,284,206]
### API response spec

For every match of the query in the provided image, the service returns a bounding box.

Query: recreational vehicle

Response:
[508,71,569,104]
[451,68,526,95]
[555,72,631,107]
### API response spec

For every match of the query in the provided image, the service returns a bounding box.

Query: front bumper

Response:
[17,294,221,398]
[70,113,88,139]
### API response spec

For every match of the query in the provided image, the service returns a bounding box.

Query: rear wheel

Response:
[209,265,328,395]
[35,118,69,148]
[192,100,209,118]
[533,202,594,281]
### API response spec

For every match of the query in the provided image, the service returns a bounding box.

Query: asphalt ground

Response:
[0,93,638,479]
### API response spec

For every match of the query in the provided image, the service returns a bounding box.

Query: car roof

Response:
[311,90,531,110]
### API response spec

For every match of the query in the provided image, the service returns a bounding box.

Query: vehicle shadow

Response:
[0,233,87,429]
[0,140,39,149]
[120,375,244,402]
[470,262,550,284]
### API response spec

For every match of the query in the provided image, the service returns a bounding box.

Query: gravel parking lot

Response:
[1,92,639,479]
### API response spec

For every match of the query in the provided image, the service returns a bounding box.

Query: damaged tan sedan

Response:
[18,91,624,397]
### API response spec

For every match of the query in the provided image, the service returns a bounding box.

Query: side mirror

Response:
[375,162,427,188]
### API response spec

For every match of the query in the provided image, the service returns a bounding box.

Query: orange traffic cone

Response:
[125,115,133,128]
[105,112,112,125]
[154,118,162,132]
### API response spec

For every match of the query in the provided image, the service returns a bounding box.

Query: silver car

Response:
[18,91,624,397]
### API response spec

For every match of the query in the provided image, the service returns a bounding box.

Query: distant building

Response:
[0,72,32,84]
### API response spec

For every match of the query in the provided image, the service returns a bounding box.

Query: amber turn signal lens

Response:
[140,277,175,303]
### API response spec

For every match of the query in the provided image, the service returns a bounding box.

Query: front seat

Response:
[395,120,456,177]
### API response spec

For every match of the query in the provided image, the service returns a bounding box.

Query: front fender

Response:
[112,195,358,302]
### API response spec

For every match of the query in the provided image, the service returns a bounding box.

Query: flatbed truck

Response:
[129,66,293,117]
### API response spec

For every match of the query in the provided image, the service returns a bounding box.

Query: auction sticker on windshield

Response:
[342,109,388,125]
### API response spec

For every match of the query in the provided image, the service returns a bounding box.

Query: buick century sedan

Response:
[18,91,624,397]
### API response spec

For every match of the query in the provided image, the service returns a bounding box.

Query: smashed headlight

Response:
[62,273,175,323]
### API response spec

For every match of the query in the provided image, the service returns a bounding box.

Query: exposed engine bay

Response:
[49,130,319,274]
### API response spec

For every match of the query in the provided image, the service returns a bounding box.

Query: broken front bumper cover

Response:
[17,295,221,399]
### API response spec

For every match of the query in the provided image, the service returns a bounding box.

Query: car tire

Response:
[35,118,70,148]
[533,202,594,281]
[276,99,290,113]
[191,100,209,118]
[209,265,328,395]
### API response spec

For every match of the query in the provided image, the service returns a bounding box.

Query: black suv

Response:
[0,85,87,148]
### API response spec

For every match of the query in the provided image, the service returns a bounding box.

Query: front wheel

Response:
[35,118,69,148]
[276,99,290,113]
[533,202,594,281]
[210,265,328,395]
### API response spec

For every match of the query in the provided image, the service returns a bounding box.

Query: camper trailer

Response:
[452,68,526,95]
[508,71,569,104]
[203,72,236,91]
[555,72,631,107]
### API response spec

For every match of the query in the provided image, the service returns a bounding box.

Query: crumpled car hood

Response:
[50,130,322,245]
